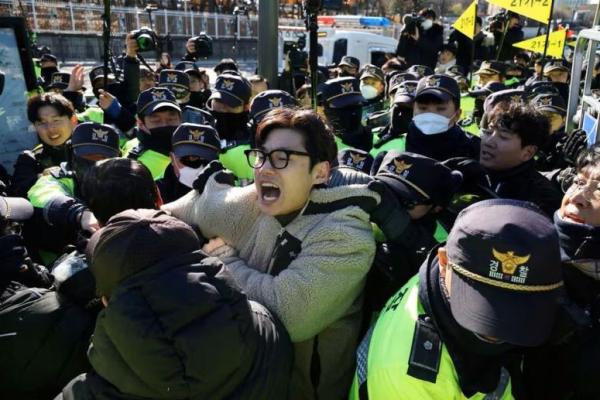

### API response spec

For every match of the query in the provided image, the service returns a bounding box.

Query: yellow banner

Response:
[512,29,566,58]
[453,0,477,39]
[486,0,552,24]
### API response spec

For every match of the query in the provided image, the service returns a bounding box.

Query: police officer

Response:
[365,151,463,315]
[156,123,221,203]
[371,80,419,157]
[359,64,387,125]
[543,59,571,102]
[158,69,190,105]
[531,93,569,171]
[10,93,77,198]
[337,56,360,78]
[27,123,120,259]
[407,74,479,161]
[322,76,372,152]
[39,53,59,89]
[467,81,506,127]
[124,87,182,180]
[351,199,564,399]
[473,61,507,88]
[207,73,253,183]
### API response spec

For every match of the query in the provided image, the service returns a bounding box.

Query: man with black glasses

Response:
[164,107,395,400]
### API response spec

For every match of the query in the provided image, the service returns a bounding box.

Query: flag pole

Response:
[469,1,478,87]
[542,0,555,59]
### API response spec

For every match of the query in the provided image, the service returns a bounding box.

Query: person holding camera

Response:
[490,12,524,61]
[181,34,213,62]
[396,9,443,69]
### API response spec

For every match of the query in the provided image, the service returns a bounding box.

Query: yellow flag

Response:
[512,29,566,58]
[453,1,477,39]
[486,0,552,24]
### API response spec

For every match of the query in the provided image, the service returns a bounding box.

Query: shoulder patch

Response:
[407,314,442,383]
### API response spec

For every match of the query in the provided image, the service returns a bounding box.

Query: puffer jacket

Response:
[164,172,379,400]
[55,251,293,400]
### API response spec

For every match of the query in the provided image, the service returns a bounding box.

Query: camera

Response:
[191,33,213,58]
[132,27,158,52]
[403,13,424,35]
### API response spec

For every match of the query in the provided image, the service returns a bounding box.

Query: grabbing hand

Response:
[97,89,116,111]
[80,210,100,234]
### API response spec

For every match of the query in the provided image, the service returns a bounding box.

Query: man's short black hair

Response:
[488,101,550,148]
[81,158,159,226]
[415,93,460,112]
[27,92,75,123]
[419,8,436,20]
[255,108,337,168]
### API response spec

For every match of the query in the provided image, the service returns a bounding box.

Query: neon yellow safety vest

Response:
[219,144,254,184]
[77,106,104,124]
[123,139,171,181]
[28,172,75,209]
[350,276,513,400]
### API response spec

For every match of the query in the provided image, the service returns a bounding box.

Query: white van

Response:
[278,26,398,72]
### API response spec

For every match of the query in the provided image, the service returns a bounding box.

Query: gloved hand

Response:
[0,234,28,280]
[367,180,410,242]
[557,166,576,193]
[0,234,52,288]
[192,160,235,192]
[442,157,484,186]
[563,129,588,165]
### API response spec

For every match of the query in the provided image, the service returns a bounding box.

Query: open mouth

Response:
[564,213,585,224]
[260,182,281,203]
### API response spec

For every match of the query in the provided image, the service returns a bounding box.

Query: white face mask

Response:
[360,83,379,100]
[178,166,202,188]
[413,112,452,135]
[421,19,433,30]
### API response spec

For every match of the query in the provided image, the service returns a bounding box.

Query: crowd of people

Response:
[2,8,600,399]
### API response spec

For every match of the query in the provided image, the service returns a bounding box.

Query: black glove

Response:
[367,180,410,242]
[442,157,484,186]
[192,160,235,193]
[557,167,576,193]
[563,129,588,165]
[0,234,52,288]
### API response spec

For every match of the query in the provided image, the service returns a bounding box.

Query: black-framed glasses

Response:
[244,148,311,169]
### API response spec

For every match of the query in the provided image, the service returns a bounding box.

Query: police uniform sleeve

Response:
[9,151,42,198]
[27,174,84,228]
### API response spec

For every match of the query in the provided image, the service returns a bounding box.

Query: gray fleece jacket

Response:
[164,173,379,400]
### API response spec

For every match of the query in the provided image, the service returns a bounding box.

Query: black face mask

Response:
[141,125,177,155]
[554,211,600,262]
[41,66,58,84]
[390,105,413,135]
[188,91,210,108]
[327,105,363,135]
[211,111,248,142]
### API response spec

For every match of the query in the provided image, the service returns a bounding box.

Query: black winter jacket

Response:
[0,285,97,400]
[9,143,68,198]
[56,251,293,400]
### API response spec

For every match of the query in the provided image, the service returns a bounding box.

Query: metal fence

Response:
[0,0,400,38]
[0,0,308,38]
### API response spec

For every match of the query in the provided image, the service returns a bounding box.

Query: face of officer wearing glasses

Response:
[560,148,600,226]
[245,108,335,217]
